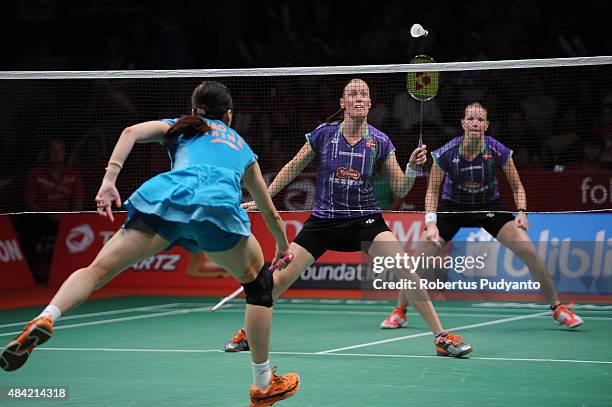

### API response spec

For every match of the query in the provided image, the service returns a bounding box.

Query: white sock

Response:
[252,360,271,390]
[38,305,61,322]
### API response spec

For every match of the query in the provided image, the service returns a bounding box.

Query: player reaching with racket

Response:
[223,79,472,357]
[380,101,583,331]
[1,81,299,407]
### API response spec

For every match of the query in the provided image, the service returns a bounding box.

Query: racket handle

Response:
[270,253,294,271]
[416,134,425,176]
[211,253,294,311]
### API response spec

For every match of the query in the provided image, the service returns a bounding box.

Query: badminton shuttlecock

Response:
[410,23,428,38]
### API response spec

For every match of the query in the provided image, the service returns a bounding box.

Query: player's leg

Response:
[205,235,299,406]
[1,223,169,372]
[379,231,441,329]
[495,221,583,328]
[224,219,325,352]
[369,231,472,357]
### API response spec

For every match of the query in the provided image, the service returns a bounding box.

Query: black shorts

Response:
[293,213,391,260]
[436,200,515,242]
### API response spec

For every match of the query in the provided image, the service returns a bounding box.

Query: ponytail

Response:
[164,114,211,143]
[325,107,345,123]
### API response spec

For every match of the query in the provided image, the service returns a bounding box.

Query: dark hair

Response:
[165,81,234,142]
[325,78,367,123]
[463,101,488,120]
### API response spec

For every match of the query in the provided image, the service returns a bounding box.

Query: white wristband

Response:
[405,163,417,179]
[425,212,437,224]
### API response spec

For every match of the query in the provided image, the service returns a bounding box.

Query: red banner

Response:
[0,216,35,290]
[48,213,237,289]
[48,212,424,290]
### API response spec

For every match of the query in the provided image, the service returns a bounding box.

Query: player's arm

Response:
[243,161,290,258]
[502,157,527,210]
[95,120,170,221]
[268,142,316,197]
[383,145,427,197]
[424,161,445,243]
[502,157,529,229]
[103,121,171,183]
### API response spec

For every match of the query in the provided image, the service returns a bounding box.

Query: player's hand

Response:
[241,201,258,211]
[515,211,529,230]
[272,247,293,270]
[409,144,428,168]
[425,222,442,247]
[95,180,121,222]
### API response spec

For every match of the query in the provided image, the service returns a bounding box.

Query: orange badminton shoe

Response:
[1,316,53,371]
[380,307,408,329]
[434,332,473,357]
[552,303,583,329]
[224,328,250,352]
[249,367,300,407]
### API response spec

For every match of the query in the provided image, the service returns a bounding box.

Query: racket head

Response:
[406,55,439,102]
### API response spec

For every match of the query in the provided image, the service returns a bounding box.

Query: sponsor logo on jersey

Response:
[462,181,484,190]
[336,167,361,180]
[366,140,376,148]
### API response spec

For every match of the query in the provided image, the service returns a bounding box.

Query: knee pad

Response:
[241,265,274,308]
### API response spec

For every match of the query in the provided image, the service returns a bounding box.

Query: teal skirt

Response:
[123,164,251,251]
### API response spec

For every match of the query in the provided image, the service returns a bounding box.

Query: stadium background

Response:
[1,0,612,297]
[1,3,612,406]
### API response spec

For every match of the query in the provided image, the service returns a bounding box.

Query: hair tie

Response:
[197,104,209,117]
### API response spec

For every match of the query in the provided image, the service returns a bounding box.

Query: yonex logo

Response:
[66,224,95,253]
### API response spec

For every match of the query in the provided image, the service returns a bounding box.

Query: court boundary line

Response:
[0,305,214,337]
[36,347,612,365]
[0,303,181,329]
[318,311,550,354]
[3,306,611,338]
[183,308,612,320]
[174,301,612,314]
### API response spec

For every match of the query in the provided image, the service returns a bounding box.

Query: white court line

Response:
[318,311,550,354]
[2,304,608,340]
[2,308,610,339]
[474,302,612,310]
[0,305,212,337]
[212,308,612,320]
[177,301,612,314]
[36,347,612,365]
[40,347,224,353]
[0,307,521,337]
[0,303,181,329]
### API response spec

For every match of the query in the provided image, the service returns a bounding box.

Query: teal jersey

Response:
[124,118,257,238]
[161,118,257,176]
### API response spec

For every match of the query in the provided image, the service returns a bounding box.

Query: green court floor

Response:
[1,297,611,406]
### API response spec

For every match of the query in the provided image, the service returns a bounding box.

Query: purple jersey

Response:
[306,122,395,218]
[432,135,512,204]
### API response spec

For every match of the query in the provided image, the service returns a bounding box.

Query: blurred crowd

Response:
[2,0,612,215]
[3,0,607,71]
